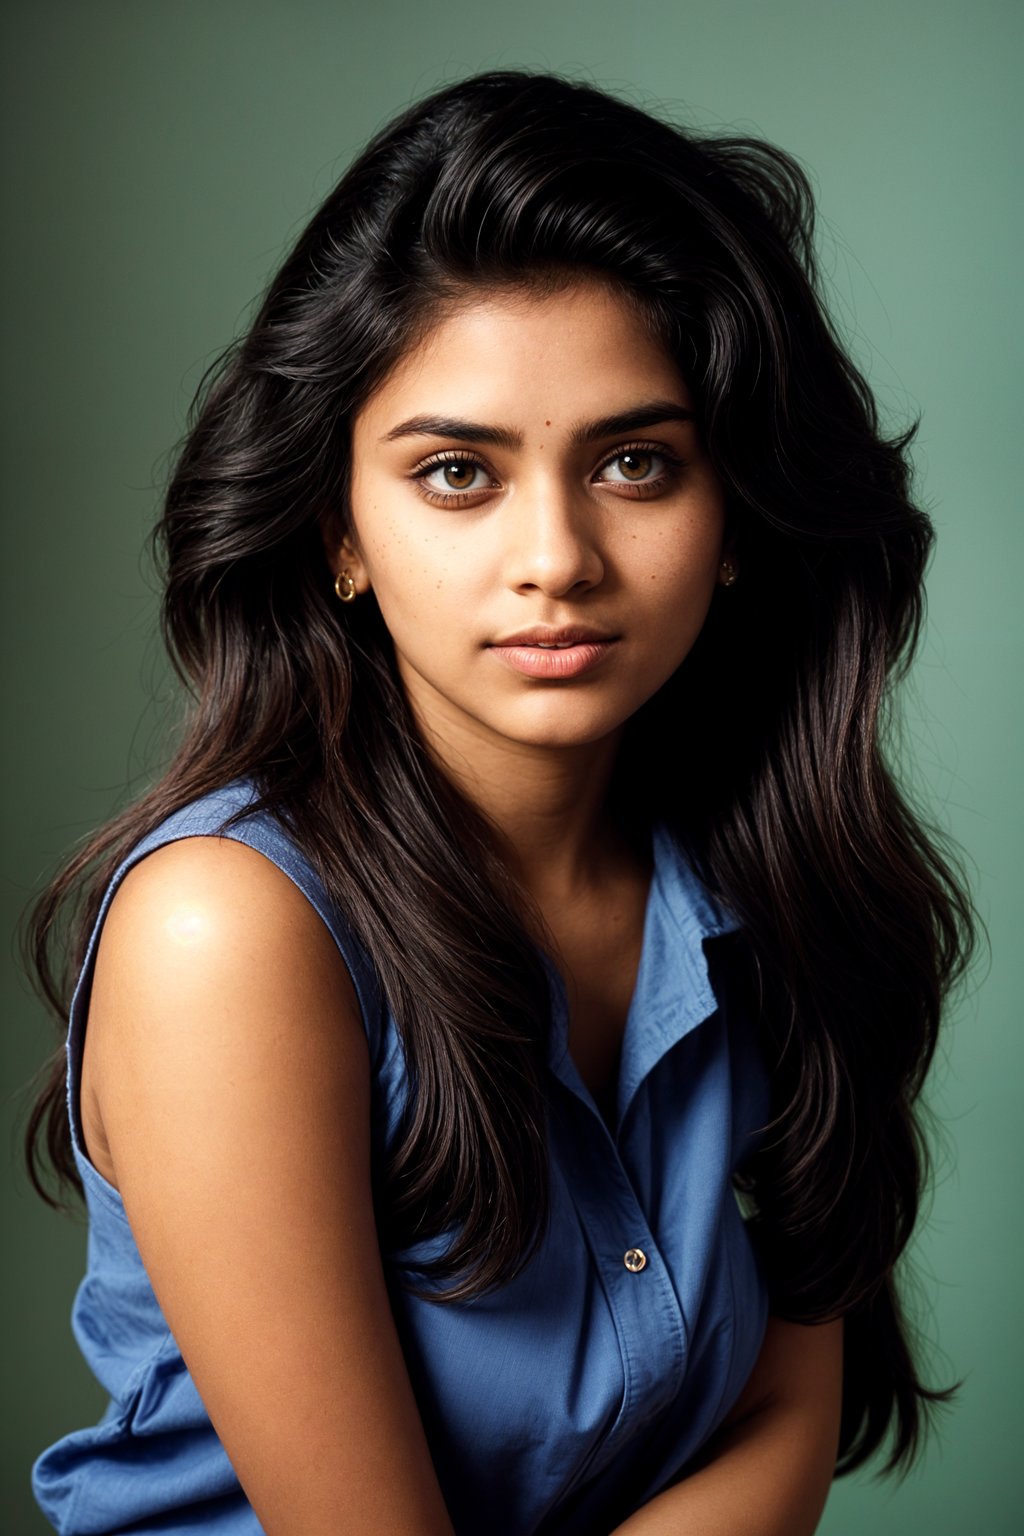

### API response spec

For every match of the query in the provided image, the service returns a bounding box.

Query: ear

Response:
[716,529,740,588]
[321,519,371,597]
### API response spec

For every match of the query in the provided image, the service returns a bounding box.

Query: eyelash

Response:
[408,441,687,506]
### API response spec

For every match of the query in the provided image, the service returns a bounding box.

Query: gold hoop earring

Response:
[334,568,357,603]
[719,560,738,587]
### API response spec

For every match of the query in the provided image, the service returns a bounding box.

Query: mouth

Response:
[489,624,619,648]
[486,630,619,680]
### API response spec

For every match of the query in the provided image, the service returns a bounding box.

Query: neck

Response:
[404,691,637,902]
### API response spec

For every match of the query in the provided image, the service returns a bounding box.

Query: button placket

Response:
[548,1097,687,1480]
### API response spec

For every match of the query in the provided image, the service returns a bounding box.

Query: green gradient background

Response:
[2,2,1018,1531]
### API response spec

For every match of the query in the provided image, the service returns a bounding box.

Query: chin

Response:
[496,701,631,751]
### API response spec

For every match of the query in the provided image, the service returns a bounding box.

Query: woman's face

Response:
[338,277,731,758]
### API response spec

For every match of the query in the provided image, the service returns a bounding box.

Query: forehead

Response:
[355,275,690,434]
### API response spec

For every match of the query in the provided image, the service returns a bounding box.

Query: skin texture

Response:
[81,276,842,1533]
[336,277,734,892]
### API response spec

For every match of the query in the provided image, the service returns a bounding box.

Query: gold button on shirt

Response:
[43,784,773,1536]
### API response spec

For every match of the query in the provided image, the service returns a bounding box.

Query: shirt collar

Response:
[543,819,743,1134]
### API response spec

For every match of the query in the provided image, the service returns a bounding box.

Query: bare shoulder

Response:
[95,831,352,1001]
[81,832,454,1533]
[83,832,364,1184]
[91,831,363,1059]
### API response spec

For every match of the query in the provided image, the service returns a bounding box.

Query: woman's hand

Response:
[86,835,455,1536]
[608,1314,844,1535]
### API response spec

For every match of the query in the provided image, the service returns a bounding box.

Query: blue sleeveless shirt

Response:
[32,778,772,1535]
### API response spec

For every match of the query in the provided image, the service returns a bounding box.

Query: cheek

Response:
[361,520,483,643]
[636,521,723,601]
[352,495,416,590]
[628,531,723,664]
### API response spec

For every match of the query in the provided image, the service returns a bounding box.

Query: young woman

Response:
[24,70,976,1535]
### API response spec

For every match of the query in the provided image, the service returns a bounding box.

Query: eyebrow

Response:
[381,399,696,449]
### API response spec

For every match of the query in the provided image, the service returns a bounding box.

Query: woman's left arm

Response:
[609,1315,844,1536]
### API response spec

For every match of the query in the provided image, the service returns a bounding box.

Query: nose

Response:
[501,476,605,597]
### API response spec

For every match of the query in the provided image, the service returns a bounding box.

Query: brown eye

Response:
[593,444,685,499]
[597,447,673,486]
[615,451,654,482]
[437,460,479,490]
[414,454,493,500]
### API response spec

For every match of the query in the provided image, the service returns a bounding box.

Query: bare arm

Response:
[87,836,455,1536]
[609,1315,844,1536]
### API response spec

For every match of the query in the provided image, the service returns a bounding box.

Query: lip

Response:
[489,641,617,680]
[489,624,618,646]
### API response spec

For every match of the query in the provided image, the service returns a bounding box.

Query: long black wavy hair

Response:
[23,69,977,1480]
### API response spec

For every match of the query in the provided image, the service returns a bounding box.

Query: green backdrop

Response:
[2,2,1018,1531]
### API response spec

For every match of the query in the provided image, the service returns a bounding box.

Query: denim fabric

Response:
[32,778,771,1534]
